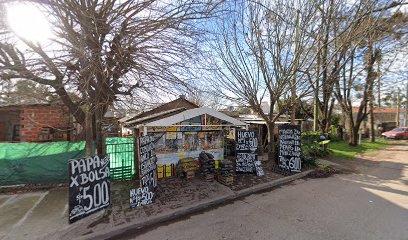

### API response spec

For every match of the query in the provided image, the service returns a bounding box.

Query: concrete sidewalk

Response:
[60,169,312,240]
[0,189,69,240]
[0,168,312,240]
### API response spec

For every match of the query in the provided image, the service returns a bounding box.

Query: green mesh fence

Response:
[0,141,85,186]
[0,137,136,186]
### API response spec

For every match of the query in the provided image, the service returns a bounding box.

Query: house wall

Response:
[20,105,72,142]
[374,112,396,123]
[350,111,405,136]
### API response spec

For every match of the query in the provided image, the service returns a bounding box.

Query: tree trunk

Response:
[369,97,375,142]
[349,126,358,146]
[94,106,106,155]
[85,105,94,156]
[324,98,336,133]
[267,122,276,170]
[95,114,102,155]
[55,87,85,126]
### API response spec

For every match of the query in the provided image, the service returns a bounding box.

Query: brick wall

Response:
[19,105,72,142]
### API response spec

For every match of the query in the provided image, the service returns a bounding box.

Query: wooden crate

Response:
[217,175,234,186]
[204,174,214,181]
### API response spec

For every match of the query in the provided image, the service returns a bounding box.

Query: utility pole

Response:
[377,60,381,108]
[369,81,375,142]
[313,78,319,131]
[396,88,400,127]
[405,80,408,127]
[313,35,321,132]
[291,10,301,125]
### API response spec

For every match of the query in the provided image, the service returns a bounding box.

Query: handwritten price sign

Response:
[278,125,302,173]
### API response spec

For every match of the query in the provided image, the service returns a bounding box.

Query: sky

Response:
[1,0,407,110]
[5,2,52,44]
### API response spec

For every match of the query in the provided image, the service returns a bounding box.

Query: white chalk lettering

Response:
[279,126,302,172]
[130,186,154,208]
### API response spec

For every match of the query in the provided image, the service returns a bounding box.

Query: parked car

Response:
[381,127,408,139]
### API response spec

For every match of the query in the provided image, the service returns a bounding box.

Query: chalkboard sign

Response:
[130,186,155,208]
[254,160,264,176]
[68,155,110,224]
[278,125,301,172]
[236,130,258,173]
[139,135,157,189]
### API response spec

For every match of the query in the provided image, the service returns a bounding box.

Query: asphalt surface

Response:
[123,142,408,240]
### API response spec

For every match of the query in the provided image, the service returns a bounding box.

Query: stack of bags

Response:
[179,158,199,179]
[199,151,215,180]
[218,160,233,177]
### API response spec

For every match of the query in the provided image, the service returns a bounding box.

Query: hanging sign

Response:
[139,135,158,189]
[68,155,110,224]
[235,130,258,173]
[278,125,302,172]
[166,132,177,139]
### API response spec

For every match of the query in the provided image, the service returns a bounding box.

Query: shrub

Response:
[300,131,330,167]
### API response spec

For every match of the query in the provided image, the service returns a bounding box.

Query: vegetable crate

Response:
[216,175,234,186]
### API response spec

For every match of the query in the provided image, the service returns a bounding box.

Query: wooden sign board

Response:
[139,135,157,189]
[68,155,110,224]
[278,125,301,173]
[236,130,258,173]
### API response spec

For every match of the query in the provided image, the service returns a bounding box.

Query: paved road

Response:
[124,142,408,240]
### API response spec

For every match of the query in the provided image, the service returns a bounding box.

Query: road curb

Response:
[234,170,313,199]
[79,170,313,240]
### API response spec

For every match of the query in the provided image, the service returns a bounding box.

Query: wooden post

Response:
[133,128,140,181]
[396,88,400,127]
[406,81,408,127]
[291,10,301,125]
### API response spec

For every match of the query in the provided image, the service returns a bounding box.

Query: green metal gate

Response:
[106,137,136,181]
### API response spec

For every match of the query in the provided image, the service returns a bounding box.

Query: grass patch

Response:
[328,138,389,159]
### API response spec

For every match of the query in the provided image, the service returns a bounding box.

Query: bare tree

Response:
[300,0,405,135]
[333,1,407,146]
[209,0,322,167]
[0,0,222,155]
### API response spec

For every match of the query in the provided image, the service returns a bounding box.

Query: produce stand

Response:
[131,107,247,179]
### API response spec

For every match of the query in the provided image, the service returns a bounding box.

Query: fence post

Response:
[133,128,140,181]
